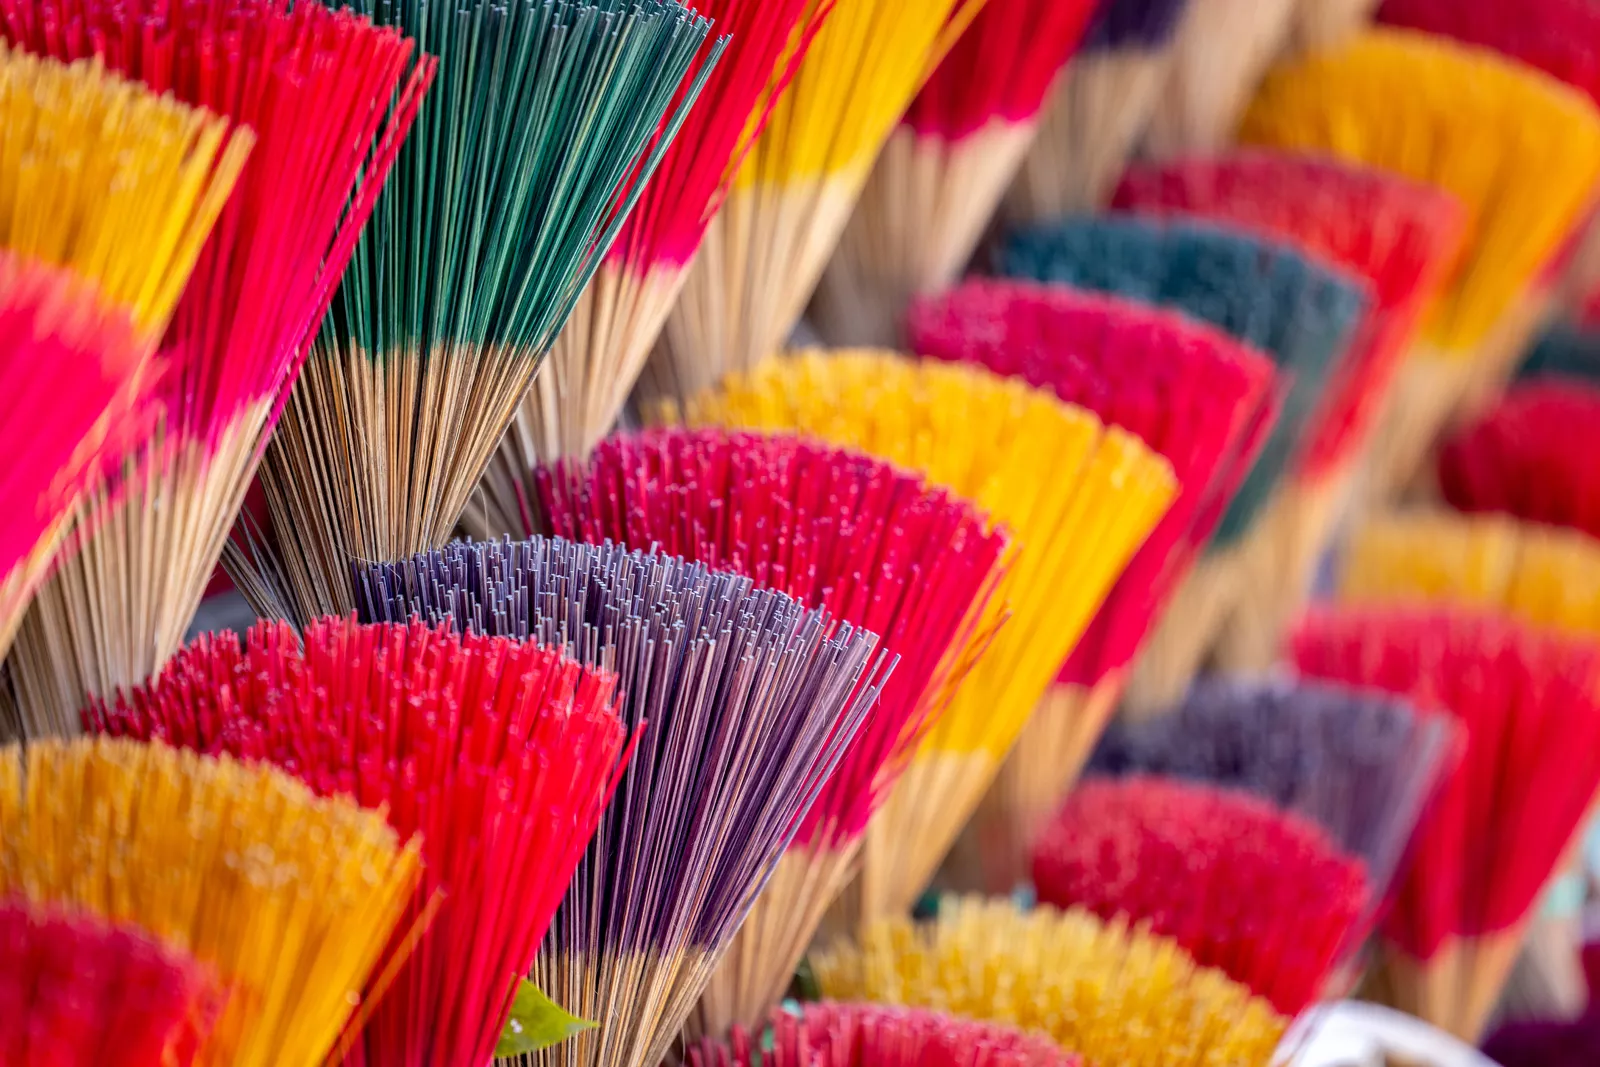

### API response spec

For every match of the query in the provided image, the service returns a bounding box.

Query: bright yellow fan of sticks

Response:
[1238,28,1600,355]
[1340,511,1600,636]
[0,736,422,1067]
[673,349,1175,759]
[810,896,1288,1067]
[667,350,1173,918]
[0,41,250,337]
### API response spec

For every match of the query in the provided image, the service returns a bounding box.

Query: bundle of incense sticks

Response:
[0,47,246,672]
[350,538,888,1067]
[1090,677,1455,904]
[86,618,628,1067]
[1030,776,1374,1018]
[903,279,1277,889]
[1292,607,1600,1042]
[232,0,714,630]
[1139,0,1299,160]
[1376,0,1600,314]
[809,896,1289,1066]
[0,902,219,1067]
[662,350,1178,923]
[1,0,430,734]
[998,213,1368,711]
[471,0,828,486]
[1004,0,1193,218]
[681,1003,1078,1067]
[1239,29,1600,506]
[1437,380,1600,537]
[0,736,422,1067]
[532,427,1008,1037]
[639,0,985,407]
[1340,512,1600,636]
[1520,319,1600,383]
[1113,153,1466,669]
[806,0,1100,347]
[1287,0,1382,51]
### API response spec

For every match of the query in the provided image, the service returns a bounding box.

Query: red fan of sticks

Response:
[1437,380,1600,538]
[905,279,1278,689]
[1031,775,1371,1017]
[537,428,1008,848]
[683,1003,1079,1067]
[1291,606,1600,1040]
[1113,152,1466,483]
[86,618,629,1067]
[0,256,146,641]
[0,901,219,1067]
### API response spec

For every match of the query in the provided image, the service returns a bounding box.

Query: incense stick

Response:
[2,0,430,734]
[1292,606,1600,1042]
[351,537,890,1067]
[807,0,1100,347]
[810,896,1289,1067]
[0,735,423,1067]
[1113,152,1465,669]
[87,617,629,1067]
[658,350,1177,923]
[531,427,1009,1037]
[681,1003,1078,1067]
[640,0,987,408]
[1003,0,1194,218]
[0,901,220,1067]
[471,0,828,486]
[904,279,1277,889]
[1239,28,1600,505]
[232,0,718,631]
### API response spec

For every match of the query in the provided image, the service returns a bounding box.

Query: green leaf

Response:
[495,979,596,1057]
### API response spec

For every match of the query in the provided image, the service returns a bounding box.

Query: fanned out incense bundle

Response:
[1089,677,1455,892]
[639,0,986,407]
[2,0,430,735]
[1030,776,1374,1017]
[681,1003,1079,1067]
[1003,0,1192,218]
[662,350,1178,923]
[1139,0,1299,160]
[1519,320,1600,384]
[0,736,423,1067]
[0,47,246,672]
[809,896,1289,1067]
[532,428,1008,1037]
[1238,29,1600,505]
[1291,608,1600,1042]
[229,0,714,629]
[903,279,1277,889]
[350,538,889,1067]
[85,618,628,1067]
[1437,381,1600,538]
[0,902,219,1067]
[1287,0,1382,52]
[1340,512,1600,636]
[474,0,828,479]
[806,0,1100,347]
[1113,153,1465,669]
[998,214,1367,710]
[1376,0,1600,313]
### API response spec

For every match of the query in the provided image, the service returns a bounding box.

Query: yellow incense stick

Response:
[0,736,422,1067]
[1340,510,1600,637]
[644,0,987,404]
[810,895,1288,1067]
[0,41,250,338]
[662,349,1175,920]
